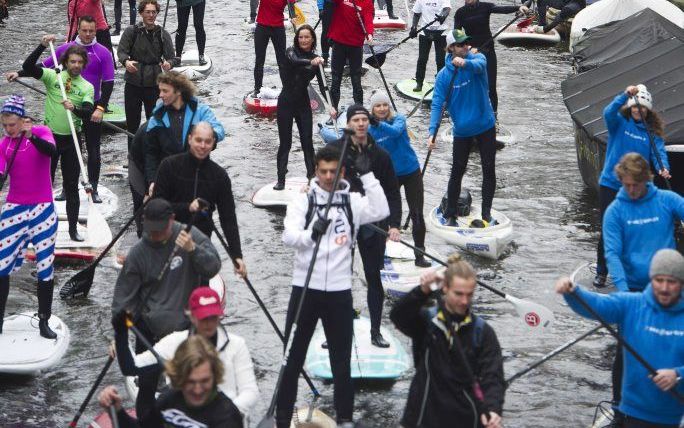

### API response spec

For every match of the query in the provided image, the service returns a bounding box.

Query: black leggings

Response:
[83,119,102,189]
[276,95,315,180]
[114,0,136,31]
[483,48,498,114]
[357,226,387,334]
[330,42,364,110]
[276,287,354,427]
[415,31,446,86]
[124,83,159,144]
[253,24,287,93]
[596,185,618,275]
[446,127,497,220]
[176,0,206,57]
[51,134,82,231]
[321,1,334,58]
[398,169,426,252]
[537,0,584,32]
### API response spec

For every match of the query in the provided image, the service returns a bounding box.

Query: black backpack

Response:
[304,191,355,239]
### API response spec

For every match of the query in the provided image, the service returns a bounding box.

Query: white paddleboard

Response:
[440,124,515,148]
[381,240,441,297]
[304,315,411,380]
[54,184,118,221]
[251,176,310,208]
[0,312,70,374]
[174,50,213,80]
[373,9,407,30]
[111,34,121,47]
[289,407,336,428]
[570,262,616,294]
[496,23,561,47]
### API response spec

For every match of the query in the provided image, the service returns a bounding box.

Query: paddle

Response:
[0,129,21,193]
[209,222,321,399]
[109,405,120,428]
[68,355,115,427]
[568,287,684,403]
[60,199,151,299]
[125,313,165,364]
[633,96,671,190]
[368,223,556,329]
[12,78,135,138]
[505,325,601,387]
[317,63,338,135]
[161,0,170,29]
[256,130,352,428]
[364,15,441,69]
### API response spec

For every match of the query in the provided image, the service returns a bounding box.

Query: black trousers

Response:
[276,287,354,427]
[537,0,584,31]
[330,42,363,110]
[132,319,163,424]
[124,83,159,144]
[398,169,426,252]
[114,0,136,31]
[482,48,498,114]
[415,31,446,86]
[276,95,315,180]
[357,226,387,334]
[254,24,287,93]
[51,133,82,231]
[446,127,497,221]
[321,1,334,59]
[176,0,206,57]
[596,185,618,275]
[83,119,103,189]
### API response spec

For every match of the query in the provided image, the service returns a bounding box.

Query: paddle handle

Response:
[68,355,115,427]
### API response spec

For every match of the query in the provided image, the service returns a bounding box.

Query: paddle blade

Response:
[517,17,533,28]
[365,53,386,69]
[255,415,275,428]
[60,265,96,299]
[506,294,555,330]
[86,196,113,248]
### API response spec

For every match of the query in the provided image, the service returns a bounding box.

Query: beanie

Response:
[369,91,391,110]
[346,104,370,122]
[1,95,25,117]
[649,249,684,282]
[627,84,653,111]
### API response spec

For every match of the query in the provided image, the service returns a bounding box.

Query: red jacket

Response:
[256,0,295,27]
[328,0,374,47]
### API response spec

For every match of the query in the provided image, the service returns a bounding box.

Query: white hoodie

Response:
[283,172,390,291]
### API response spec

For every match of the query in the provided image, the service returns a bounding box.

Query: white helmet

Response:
[627,84,653,111]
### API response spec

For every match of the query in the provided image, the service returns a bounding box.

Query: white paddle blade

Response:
[86,196,112,248]
[506,294,555,330]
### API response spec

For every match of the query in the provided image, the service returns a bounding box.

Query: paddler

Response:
[318,0,333,66]
[174,0,208,65]
[16,34,95,242]
[532,0,586,35]
[327,0,374,110]
[0,96,59,339]
[99,336,244,427]
[274,24,331,190]
[152,122,247,278]
[116,0,174,142]
[328,105,402,348]
[110,286,259,418]
[593,84,670,288]
[427,29,498,227]
[454,0,530,117]
[391,254,505,428]
[368,91,431,267]
[66,0,114,54]
[144,71,225,195]
[277,145,389,427]
[408,0,450,93]
[555,249,684,428]
[251,0,297,98]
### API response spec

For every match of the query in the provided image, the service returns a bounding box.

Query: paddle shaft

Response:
[128,321,165,364]
[0,132,21,192]
[317,64,339,135]
[505,325,601,387]
[209,222,321,398]
[109,405,120,428]
[260,132,352,422]
[570,290,684,403]
[378,16,441,59]
[13,78,135,138]
[633,96,671,190]
[68,355,115,427]
[162,0,170,29]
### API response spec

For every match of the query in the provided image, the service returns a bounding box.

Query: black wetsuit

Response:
[537,0,586,33]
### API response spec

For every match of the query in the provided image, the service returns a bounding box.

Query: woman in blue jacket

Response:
[369,91,430,267]
[594,84,670,288]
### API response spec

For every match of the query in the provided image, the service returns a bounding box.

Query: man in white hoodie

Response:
[276,144,390,428]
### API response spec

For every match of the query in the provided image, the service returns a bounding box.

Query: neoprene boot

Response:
[371,330,390,348]
[414,248,431,268]
[386,0,398,19]
[413,81,423,92]
[37,280,57,339]
[0,276,9,334]
[91,182,103,204]
[66,191,84,242]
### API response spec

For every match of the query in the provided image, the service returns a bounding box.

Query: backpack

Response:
[304,191,355,239]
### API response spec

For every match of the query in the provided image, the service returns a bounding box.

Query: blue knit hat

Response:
[1,95,26,117]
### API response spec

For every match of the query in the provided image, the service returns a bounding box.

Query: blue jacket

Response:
[604,183,684,291]
[429,52,495,138]
[598,92,669,190]
[369,114,420,177]
[564,286,684,425]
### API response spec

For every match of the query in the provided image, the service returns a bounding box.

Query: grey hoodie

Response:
[112,221,221,338]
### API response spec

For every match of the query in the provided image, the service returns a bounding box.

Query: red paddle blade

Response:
[517,17,534,28]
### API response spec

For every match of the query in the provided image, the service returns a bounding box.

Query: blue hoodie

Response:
[146,97,226,146]
[428,52,495,138]
[564,286,684,425]
[603,183,684,291]
[598,92,669,191]
[368,114,420,177]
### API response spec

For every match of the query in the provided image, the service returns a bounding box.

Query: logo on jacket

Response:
[161,409,208,428]
[170,255,183,270]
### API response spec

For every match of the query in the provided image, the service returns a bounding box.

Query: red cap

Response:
[188,287,223,320]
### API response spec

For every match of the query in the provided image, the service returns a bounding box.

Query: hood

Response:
[310,177,351,203]
[644,283,684,313]
[616,181,658,203]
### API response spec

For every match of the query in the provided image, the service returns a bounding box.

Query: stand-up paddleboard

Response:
[102,164,128,179]
[381,240,441,298]
[304,315,411,380]
[0,313,70,374]
[570,262,616,294]
[440,123,514,150]
[54,185,119,221]
[103,102,126,127]
[290,407,337,428]
[244,85,324,117]
[251,176,309,208]
[395,79,433,102]
[89,409,136,428]
[174,50,213,80]
[426,205,513,260]
[111,34,121,47]
[374,9,407,29]
[496,20,561,47]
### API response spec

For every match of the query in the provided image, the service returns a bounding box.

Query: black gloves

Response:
[369,115,379,127]
[409,26,418,38]
[438,12,448,24]
[311,217,331,241]
[354,148,372,175]
[112,311,128,335]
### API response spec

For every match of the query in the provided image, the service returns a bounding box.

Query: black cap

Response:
[143,198,174,232]
[346,104,370,122]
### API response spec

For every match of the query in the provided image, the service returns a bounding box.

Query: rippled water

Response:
[0,1,615,426]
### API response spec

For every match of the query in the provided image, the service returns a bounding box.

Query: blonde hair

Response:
[157,71,197,103]
[165,336,224,389]
[614,152,653,183]
[444,253,476,284]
